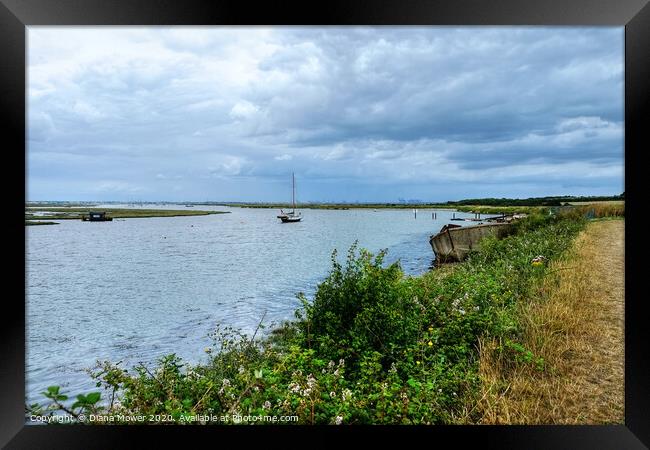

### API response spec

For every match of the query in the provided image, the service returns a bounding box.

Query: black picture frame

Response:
[2,0,648,448]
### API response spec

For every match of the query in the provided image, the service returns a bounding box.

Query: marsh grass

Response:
[24,207,229,220]
[25,221,59,226]
[454,205,547,215]
[574,202,624,218]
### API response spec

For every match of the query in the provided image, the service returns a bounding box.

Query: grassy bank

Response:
[219,203,545,213]
[474,219,624,424]
[30,210,601,424]
[25,221,59,226]
[25,208,229,221]
[453,201,624,218]
[222,202,459,210]
[571,202,624,218]
[454,205,547,215]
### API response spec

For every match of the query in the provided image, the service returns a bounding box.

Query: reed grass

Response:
[25,208,229,220]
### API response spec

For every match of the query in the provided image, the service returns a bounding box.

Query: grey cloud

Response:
[27,26,623,201]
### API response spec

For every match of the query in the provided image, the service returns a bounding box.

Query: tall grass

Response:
[473,219,624,424]
[575,202,625,218]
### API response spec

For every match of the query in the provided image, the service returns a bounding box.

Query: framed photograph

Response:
[3,0,648,447]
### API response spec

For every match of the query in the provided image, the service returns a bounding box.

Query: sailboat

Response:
[277,173,302,223]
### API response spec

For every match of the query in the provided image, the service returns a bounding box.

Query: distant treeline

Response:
[446,193,624,207]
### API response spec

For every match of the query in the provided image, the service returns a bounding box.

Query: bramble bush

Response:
[28,213,586,424]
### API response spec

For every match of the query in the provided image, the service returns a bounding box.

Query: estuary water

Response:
[26,205,477,405]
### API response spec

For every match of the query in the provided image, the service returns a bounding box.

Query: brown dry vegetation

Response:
[473,219,624,424]
[573,202,625,218]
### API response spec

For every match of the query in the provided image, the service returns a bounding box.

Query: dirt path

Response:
[476,218,625,424]
[566,219,625,423]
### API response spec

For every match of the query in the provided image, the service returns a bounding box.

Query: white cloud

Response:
[229,100,259,120]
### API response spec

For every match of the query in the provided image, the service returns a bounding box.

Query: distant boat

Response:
[82,211,113,222]
[277,173,302,223]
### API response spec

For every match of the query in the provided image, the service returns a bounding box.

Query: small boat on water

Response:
[82,211,113,222]
[277,173,302,223]
[429,222,512,263]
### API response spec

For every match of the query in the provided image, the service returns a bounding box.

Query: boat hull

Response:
[429,222,512,263]
[82,217,113,221]
[279,216,301,223]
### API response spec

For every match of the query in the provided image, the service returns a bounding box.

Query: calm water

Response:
[26,205,477,405]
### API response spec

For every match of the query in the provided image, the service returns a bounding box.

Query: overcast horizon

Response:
[27,27,624,203]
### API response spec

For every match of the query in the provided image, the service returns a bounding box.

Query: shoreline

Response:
[25,207,230,222]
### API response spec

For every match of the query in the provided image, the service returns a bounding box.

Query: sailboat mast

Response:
[292,172,296,211]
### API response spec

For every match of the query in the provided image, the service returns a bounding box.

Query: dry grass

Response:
[572,202,625,218]
[472,219,624,424]
[568,200,624,206]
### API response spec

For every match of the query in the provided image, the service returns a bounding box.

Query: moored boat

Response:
[277,173,302,223]
[82,211,113,222]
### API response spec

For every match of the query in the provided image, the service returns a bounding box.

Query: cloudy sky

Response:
[27,27,624,202]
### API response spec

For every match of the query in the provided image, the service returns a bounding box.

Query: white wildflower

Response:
[263,401,271,410]
[328,360,335,369]
[222,378,231,387]
[335,416,343,425]
[238,366,245,374]
[329,391,336,398]
[342,389,352,401]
